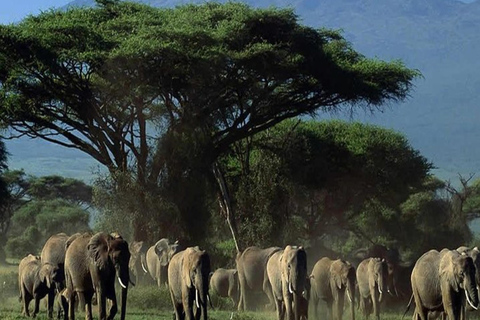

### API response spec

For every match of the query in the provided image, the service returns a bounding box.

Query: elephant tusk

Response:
[378,288,383,295]
[141,262,148,273]
[347,290,352,303]
[118,277,127,289]
[288,282,293,294]
[465,290,478,310]
[196,289,200,309]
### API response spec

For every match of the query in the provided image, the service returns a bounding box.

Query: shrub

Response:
[127,285,172,311]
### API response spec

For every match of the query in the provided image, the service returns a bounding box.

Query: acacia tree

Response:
[223,120,432,251]
[0,1,420,247]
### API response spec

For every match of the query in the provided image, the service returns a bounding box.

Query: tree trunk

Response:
[212,162,241,253]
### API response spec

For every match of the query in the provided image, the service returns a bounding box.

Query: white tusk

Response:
[288,282,293,294]
[196,289,200,309]
[118,277,127,289]
[230,312,234,320]
[141,262,148,273]
[347,290,352,303]
[465,289,478,310]
[378,287,383,295]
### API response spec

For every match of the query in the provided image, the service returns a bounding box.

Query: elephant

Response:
[352,244,400,298]
[129,240,149,286]
[168,246,211,320]
[40,233,71,317]
[310,257,356,320]
[236,246,282,311]
[18,253,60,318]
[146,238,181,287]
[209,268,239,308]
[456,246,480,287]
[356,257,388,320]
[411,249,479,320]
[266,245,308,320]
[64,232,131,320]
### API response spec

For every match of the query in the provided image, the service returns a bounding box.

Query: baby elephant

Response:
[209,268,239,308]
[18,254,59,318]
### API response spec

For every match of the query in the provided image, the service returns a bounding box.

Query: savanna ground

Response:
[0,262,465,320]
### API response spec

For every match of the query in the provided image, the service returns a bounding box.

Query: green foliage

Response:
[127,285,171,310]
[0,1,420,243]
[6,199,90,258]
[223,119,434,256]
[464,178,480,219]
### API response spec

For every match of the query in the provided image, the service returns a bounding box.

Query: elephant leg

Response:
[107,296,118,320]
[48,289,55,318]
[68,292,75,320]
[326,300,333,320]
[21,287,30,317]
[263,276,275,311]
[237,271,248,311]
[33,296,41,318]
[372,297,379,320]
[97,288,107,320]
[184,299,194,320]
[274,299,284,320]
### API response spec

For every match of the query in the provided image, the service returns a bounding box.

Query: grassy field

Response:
[1,262,417,320]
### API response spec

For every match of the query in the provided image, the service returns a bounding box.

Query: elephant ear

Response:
[333,273,342,289]
[181,249,193,288]
[155,239,170,266]
[130,241,144,255]
[88,233,111,271]
[38,264,53,289]
[440,251,460,292]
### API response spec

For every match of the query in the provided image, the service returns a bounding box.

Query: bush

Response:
[5,237,37,259]
[127,285,172,310]
[0,269,19,301]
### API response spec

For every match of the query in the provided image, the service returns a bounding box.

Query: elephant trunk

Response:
[377,270,387,304]
[465,275,479,310]
[117,265,130,320]
[120,286,128,320]
[347,276,355,320]
[293,291,300,320]
[194,273,209,320]
[292,269,307,320]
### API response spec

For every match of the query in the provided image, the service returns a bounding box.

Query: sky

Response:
[0,1,71,24]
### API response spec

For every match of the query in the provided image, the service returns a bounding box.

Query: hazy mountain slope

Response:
[7,0,479,182]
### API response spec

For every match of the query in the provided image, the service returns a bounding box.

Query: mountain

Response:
[6,0,480,183]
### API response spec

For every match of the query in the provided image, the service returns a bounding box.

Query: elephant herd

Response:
[16,233,480,320]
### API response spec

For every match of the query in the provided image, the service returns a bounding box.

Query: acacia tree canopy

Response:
[0,1,421,241]
[227,120,433,250]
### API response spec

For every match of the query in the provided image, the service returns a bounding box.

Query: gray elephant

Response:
[310,257,356,320]
[209,268,239,308]
[266,245,308,320]
[236,246,282,311]
[411,249,479,320]
[129,240,149,286]
[40,232,71,317]
[64,232,131,320]
[356,257,388,320]
[168,246,211,320]
[146,238,181,287]
[456,246,480,287]
[18,254,60,318]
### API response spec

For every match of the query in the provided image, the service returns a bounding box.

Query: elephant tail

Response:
[402,294,414,320]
